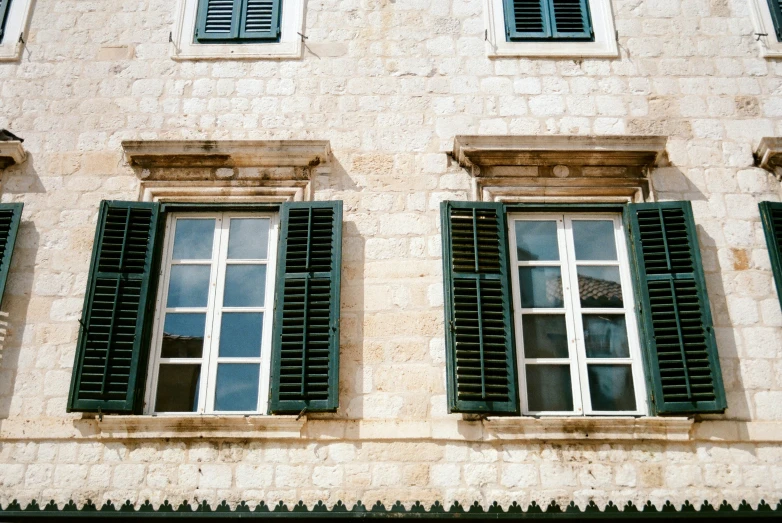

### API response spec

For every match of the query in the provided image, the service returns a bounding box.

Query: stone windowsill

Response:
[87,415,305,439]
[0,141,26,170]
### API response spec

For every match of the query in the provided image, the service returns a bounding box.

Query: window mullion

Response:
[560,215,585,415]
[202,213,227,414]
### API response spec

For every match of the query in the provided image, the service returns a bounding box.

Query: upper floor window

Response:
[503,0,593,42]
[195,0,281,43]
[0,0,34,61]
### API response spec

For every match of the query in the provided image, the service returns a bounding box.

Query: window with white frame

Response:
[0,0,34,61]
[508,212,646,415]
[146,212,278,414]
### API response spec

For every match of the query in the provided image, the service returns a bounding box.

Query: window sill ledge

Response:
[0,141,26,170]
[81,415,304,440]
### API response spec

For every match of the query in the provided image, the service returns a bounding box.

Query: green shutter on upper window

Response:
[68,201,161,414]
[0,0,12,43]
[628,201,726,415]
[0,203,23,307]
[441,201,519,415]
[760,201,782,310]
[195,0,281,42]
[503,0,593,41]
[766,0,782,41]
[269,201,342,414]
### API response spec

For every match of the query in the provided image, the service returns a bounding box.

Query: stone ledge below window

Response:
[0,141,26,170]
[452,135,667,203]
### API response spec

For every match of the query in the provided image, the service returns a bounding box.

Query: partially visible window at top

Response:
[766,0,782,41]
[0,0,33,61]
[195,0,282,43]
[503,0,593,41]
[0,0,12,44]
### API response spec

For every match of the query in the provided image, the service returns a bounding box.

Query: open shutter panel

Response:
[0,0,11,43]
[760,202,782,310]
[441,201,519,415]
[628,201,726,414]
[195,0,242,41]
[0,203,23,307]
[766,0,782,41]
[68,201,161,414]
[239,0,282,40]
[270,201,342,414]
[504,0,591,40]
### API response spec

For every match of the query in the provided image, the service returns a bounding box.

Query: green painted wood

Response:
[628,201,726,414]
[766,0,782,40]
[0,203,23,308]
[759,202,782,311]
[68,201,161,414]
[505,0,592,41]
[441,201,519,415]
[195,0,280,42]
[270,201,343,414]
[0,0,11,43]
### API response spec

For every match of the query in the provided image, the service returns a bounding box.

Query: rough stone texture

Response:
[0,0,781,511]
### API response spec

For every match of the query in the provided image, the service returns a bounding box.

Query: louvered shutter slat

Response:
[629,201,726,414]
[504,0,592,41]
[195,0,241,41]
[240,0,281,39]
[0,203,22,308]
[68,201,161,414]
[270,201,342,414]
[760,202,782,311]
[441,201,519,415]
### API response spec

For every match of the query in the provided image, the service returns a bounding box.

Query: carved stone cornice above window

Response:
[0,141,26,171]
[755,137,782,179]
[452,135,668,203]
[121,140,331,203]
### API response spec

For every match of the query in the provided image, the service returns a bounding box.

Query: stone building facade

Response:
[0,0,782,516]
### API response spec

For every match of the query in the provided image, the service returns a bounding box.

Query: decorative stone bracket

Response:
[755,137,782,180]
[121,140,331,203]
[452,135,668,203]
[0,141,26,171]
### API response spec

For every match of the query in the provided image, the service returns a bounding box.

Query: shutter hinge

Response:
[449,320,455,332]
[296,407,308,421]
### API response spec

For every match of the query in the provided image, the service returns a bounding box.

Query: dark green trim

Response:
[766,0,782,40]
[1,499,780,520]
[160,203,281,213]
[269,201,343,414]
[68,201,162,414]
[441,201,519,415]
[759,201,782,312]
[0,203,23,308]
[0,0,11,43]
[628,201,726,415]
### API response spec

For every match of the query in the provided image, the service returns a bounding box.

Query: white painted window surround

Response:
[748,0,782,58]
[170,0,304,60]
[0,0,34,61]
[483,0,618,58]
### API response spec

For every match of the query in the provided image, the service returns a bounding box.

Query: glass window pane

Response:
[587,365,637,411]
[219,312,263,358]
[167,265,211,308]
[228,218,270,260]
[518,267,564,308]
[521,314,569,358]
[583,315,630,358]
[223,265,266,307]
[214,364,260,411]
[526,365,574,412]
[155,364,200,412]
[577,266,623,308]
[161,313,206,358]
[515,220,559,261]
[172,219,215,260]
[572,220,617,261]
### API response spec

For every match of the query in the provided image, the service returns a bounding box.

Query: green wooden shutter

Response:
[766,0,782,41]
[504,0,592,41]
[628,201,726,414]
[196,0,281,42]
[0,0,12,43]
[68,201,161,414]
[0,203,23,307]
[441,201,519,415]
[270,201,342,414]
[760,201,782,310]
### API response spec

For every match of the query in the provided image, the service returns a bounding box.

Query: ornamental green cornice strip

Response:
[1,499,781,518]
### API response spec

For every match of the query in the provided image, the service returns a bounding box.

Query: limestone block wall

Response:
[0,0,781,510]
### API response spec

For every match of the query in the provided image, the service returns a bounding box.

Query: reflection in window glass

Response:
[161,313,206,358]
[521,315,569,358]
[587,365,636,411]
[214,364,260,411]
[228,218,270,260]
[526,365,573,412]
[173,219,215,260]
[515,220,559,261]
[224,265,267,307]
[577,266,623,308]
[583,315,629,358]
[155,364,200,412]
[572,220,617,261]
[518,267,564,308]
[167,265,211,308]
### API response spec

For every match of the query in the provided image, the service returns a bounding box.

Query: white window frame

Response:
[170,0,304,60]
[483,0,618,57]
[508,212,647,416]
[748,0,782,58]
[144,211,279,415]
[0,0,34,61]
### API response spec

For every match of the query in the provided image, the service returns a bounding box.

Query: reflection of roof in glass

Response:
[546,275,623,304]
